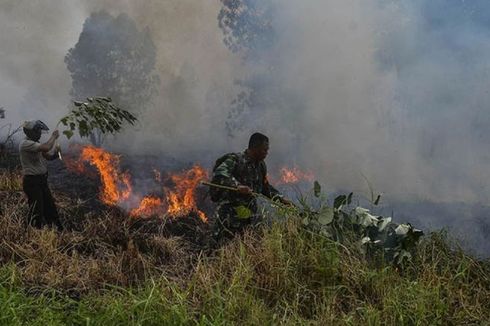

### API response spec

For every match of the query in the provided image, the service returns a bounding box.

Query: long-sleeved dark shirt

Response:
[212,150,282,211]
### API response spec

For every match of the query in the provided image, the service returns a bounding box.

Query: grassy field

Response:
[0,168,489,325]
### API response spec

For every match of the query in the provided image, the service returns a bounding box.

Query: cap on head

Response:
[23,120,49,141]
[23,120,49,132]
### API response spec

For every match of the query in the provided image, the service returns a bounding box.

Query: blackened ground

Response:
[48,151,215,248]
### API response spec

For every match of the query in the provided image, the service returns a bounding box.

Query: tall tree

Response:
[65,11,160,117]
[218,0,276,59]
[218,0,282,137]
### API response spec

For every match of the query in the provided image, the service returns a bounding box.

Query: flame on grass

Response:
[68,146,208,221]
[75,145,132,205]
[277,166,314,184]
[165,165,208,222]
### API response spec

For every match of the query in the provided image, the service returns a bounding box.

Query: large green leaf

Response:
[63,130,74,139]
[317,206,334,225]
[313,181,321,198]
[395,224,411,236]
[334,195,347,209]
[377,217,392,232]
[354,207,379,227]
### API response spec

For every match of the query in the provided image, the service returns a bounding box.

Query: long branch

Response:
[200,181,291,209]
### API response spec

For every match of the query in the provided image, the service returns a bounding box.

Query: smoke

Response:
[0,1,86,127]
[0,0,240,152]
[224,0,490,206]
[223,0,490,255]
[216,0,490,206]
[1,1,490,254]
[370,0,490,204]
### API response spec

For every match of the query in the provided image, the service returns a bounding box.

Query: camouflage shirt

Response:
[212,150,282,211]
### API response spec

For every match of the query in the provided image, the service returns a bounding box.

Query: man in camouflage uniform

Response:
[211,132,292,242]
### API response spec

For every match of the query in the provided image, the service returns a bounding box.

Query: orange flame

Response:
[68,146,208,221]
[129,196,165,217]
[77,145,132,205]
[166,165,208,222]
[278,166,314,184]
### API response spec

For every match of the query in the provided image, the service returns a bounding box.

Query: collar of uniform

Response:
[243,149,253,163]
[243,149,262,166]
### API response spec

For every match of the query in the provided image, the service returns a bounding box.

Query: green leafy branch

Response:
[296,181,423,267]
[59,97,137,140]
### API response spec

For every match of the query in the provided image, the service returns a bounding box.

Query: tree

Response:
[65,11,160,124]
[218,0,276,59]
[218,0,282,137]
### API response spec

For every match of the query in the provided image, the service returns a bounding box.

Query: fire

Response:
[166,165,208,222]
[129,196,165,217]
[67,145,208,221]
[130,165,208,221]
[278,166,314,184]
[75,145,132,205]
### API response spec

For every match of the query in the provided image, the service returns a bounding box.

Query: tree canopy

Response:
[65,11,160,114]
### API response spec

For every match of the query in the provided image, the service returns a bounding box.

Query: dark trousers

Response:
[22,174,62,230]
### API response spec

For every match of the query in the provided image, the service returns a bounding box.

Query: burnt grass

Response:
[0,152,214,295]
[49,151,213,246]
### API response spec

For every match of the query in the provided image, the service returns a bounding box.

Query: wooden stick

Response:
[200,181,292,209]
[200,181,240,192]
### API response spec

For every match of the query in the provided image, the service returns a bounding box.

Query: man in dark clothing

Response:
[19,120,62,230]
[211,132,292,241]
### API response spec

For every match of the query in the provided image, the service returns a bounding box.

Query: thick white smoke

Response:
[0,0,241,154]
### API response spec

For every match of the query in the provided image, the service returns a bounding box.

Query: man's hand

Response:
[39,130,59,153]
[237,185,253,195]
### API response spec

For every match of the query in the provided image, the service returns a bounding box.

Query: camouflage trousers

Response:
[212,203,259,244]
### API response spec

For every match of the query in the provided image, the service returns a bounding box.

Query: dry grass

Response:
[0,169,489,325]
[0,189,194,295]
[0,169,22,191]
